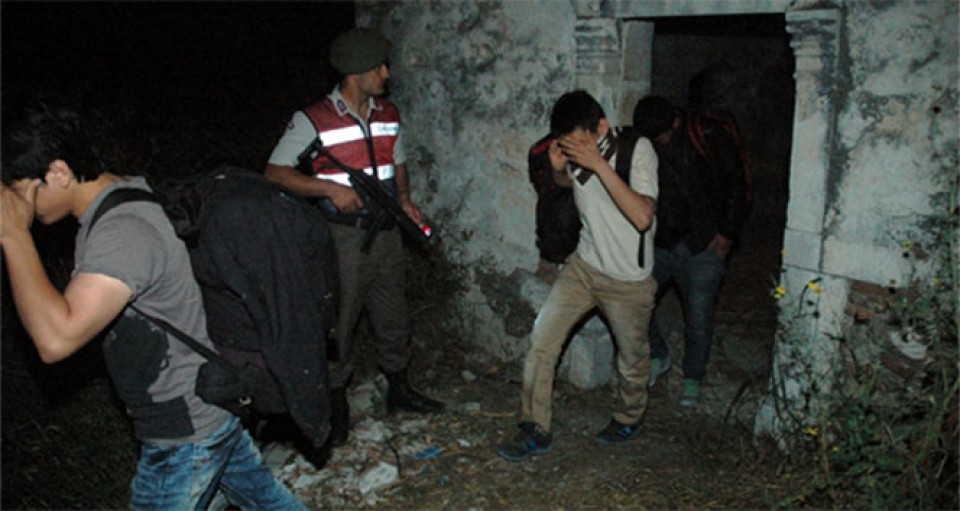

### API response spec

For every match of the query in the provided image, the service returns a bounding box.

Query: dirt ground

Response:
[0,193,791,511]
[2,25,794,511]
[1,4,806,507]
[253,209,793,510]
[268,358,784,510]
[0,136,791,511]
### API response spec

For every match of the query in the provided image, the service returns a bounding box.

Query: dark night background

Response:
[3,1,356,172]
[2,2,355,508]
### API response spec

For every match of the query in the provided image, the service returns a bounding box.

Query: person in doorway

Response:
[265,27,444,447]
[0,105,306,510]
[632,93,750,406]
[497,90,658,461]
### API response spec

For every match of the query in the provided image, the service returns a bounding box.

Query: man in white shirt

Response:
[498,90,659,461]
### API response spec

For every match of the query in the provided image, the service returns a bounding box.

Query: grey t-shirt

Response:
[74,177,228,445]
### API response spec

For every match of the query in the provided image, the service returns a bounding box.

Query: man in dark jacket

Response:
[633,95,750,406]
[528,133,580,283]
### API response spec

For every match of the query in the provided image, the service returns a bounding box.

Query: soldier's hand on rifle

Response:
[399,197,423,225]
[328,183,365,213]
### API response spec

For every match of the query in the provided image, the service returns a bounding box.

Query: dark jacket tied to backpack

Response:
[654,111,752,255]
[528,134,581,264]
[159,167,338,449]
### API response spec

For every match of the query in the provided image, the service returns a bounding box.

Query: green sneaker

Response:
[648,356,671,388]
[679,378,700,407]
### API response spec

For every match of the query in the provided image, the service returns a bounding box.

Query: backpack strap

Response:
[614,128,646,268]
[127,304,239,375]
[614,128,642,185]
[86,188,161,240]
[87,189,247,388]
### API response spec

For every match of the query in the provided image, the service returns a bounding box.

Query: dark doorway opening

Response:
[647,14,794,383]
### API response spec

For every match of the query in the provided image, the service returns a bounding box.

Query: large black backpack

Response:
[88,167,337,449]
[528,129,645,265]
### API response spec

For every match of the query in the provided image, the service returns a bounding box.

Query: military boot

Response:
[329,386,350,446]
[385,370,445,414]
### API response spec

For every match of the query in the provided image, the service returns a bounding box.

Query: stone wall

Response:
[357,0,590,381]
[356,1,958,403]
[822,0,956,286]
[754,0,958,443]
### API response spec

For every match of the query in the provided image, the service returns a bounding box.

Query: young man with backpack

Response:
[632,94,751,407]
[498,90,658,461]
[0,106,306,509]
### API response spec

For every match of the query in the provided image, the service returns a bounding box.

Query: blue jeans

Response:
[131,415,306,510]
[649,242,726,381]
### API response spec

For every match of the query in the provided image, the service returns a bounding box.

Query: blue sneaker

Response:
[496,422,553,461]
[648,356,671,388]
[595,419,644,445]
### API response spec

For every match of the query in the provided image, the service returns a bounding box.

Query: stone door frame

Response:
[573,1,844,333]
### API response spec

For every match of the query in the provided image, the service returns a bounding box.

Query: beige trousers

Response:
[521,253,656,431]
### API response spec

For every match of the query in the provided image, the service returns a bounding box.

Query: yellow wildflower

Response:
[805,426,819,436]
[902,239,912,249]
[806,281,823,295]
[772,285,787,300]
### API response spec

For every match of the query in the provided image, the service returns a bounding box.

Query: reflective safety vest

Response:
[301,97,401,188]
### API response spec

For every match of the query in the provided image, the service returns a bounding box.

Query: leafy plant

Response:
[770,178,959,508]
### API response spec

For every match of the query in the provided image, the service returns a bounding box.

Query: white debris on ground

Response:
[260,376,458,509]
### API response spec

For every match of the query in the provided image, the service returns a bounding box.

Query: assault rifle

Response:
[296,138,433,252]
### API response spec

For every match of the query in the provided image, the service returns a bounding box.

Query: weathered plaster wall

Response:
[754,0,958,443]
[826,1,957,286]
[357,1,957,402]
[356,0,579,367]
[355,1,796,381]
[586,0,789,18]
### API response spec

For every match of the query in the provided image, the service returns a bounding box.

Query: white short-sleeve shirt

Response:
[572,136,659,281]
